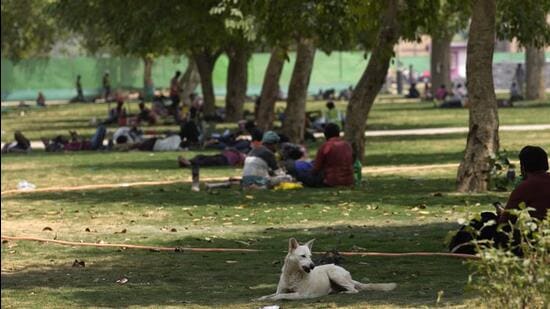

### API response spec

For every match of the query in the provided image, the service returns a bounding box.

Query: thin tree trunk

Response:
[257,47,286,131]
[143,56,154,99]
[225,46,251,122]
[525,45,546,100]
[344,0,400,162]
[193,50,221,116]
[430,33,453,96]
[456,0,499,193]
[179,58,200,106]
[282,39,316,143]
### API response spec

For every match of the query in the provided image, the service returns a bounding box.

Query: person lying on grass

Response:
[177,148,246,169]
[40,125,108,152]
[202,120,253,153]
[114,132,182,152]
[241,131,292,189]
[2,131,32,154]
[449,145,550,255]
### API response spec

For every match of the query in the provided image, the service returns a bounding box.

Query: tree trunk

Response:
[430,32,453,96]
[193,50,221,116]
[143,56,154,99]
[179,58,201,106]
[344,0,400,162]
[225,46,251,122]
[525,45,546,100]
[282,39,316,143]
[456,0,499,193]
[257,47,286,132]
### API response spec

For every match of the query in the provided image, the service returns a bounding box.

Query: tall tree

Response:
[427,1,470,96]
[283,38,316,142]
[344,1,400,161]
[525,46,546,100]
[225,43,252,122]
[1,0,59,60]
[53,0,172,95]
[256,47,286,131]
[166,0,228,116]
[456,0,498,192]
[344,0,436,161]
[497,0,550,101]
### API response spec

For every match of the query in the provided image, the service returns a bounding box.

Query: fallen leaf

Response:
[225,260,238,264]
[116,277,128,284]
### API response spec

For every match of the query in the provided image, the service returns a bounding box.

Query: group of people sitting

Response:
[434,83,469,108]
[178,122,358,190]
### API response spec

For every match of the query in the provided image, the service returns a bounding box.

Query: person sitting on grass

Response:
[449,145,550,255]
[36,92,46,107]
[2,131,32,154]
[137,102,158,125]
[498,145,550,224]
[435,84,448,101]
[241,131,290,189]
[297,123,354,187]
[103,100,126,125]
[405,83,420,99]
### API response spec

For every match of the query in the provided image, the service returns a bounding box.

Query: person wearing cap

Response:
[241,131,287,188]
[498,145,550,224]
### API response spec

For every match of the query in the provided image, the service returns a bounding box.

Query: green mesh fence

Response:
[0,51,533,101]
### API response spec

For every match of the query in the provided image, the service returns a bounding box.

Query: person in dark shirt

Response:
[102,71,111,101]
[449,145,550,255]
[405,83,420,99]
[498,145,550,223]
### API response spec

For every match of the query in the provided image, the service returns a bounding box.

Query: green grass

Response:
[2,100,550,307]
[2,96,549,141]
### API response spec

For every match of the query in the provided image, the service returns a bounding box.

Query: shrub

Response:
[467,206,550,308]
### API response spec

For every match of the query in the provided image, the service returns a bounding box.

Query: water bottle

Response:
[353,159,362,187]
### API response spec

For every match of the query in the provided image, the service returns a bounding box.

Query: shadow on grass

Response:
[1,223,476,308]
[4,175,498,212]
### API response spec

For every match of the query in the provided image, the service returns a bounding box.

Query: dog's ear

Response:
[288,238,299,252]
[305,239,315,250]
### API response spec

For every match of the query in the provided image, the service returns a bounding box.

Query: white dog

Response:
[257,238,397,301]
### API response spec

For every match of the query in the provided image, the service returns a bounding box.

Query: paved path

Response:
[2,124,549,150]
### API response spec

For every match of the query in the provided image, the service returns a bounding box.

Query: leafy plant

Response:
[468,205,550,308]
[489,149,520,191]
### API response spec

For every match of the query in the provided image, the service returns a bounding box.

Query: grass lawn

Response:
[2,96,549,141]
[2,100,550,308]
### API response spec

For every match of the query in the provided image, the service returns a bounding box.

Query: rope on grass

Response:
[0,176,233,197]
[1,163,464,197]
[1,235,479,259]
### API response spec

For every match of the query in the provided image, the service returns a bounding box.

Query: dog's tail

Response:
[353,281,397,292]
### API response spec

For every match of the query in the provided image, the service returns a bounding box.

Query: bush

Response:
[489,149,520,191]
[467,206,550,308]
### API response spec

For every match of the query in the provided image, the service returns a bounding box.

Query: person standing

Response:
[76,75,84,102]
[169,71,182,115]
[102,71,111,101]
[514,63,525,96]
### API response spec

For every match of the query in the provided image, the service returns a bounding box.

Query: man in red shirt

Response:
[299,123,353,187]
[498,145,550,223]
